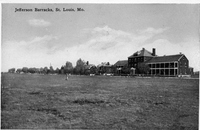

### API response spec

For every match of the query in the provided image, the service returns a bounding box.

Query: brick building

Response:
[128,48,193,76]
[114,60,128,75]
[97,62,112,75]
[114,60,128,69]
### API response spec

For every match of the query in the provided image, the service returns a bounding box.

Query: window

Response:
[156,69,159,75]
[149,70,152,75]
[170,69,174,75]
[149,64,151,68]
[165,69,169,75]
[160,69,164,75]
[175,63,178,67]
[170,62,174,68]
[152,69,155,74]
[175,69,177,75]
[165,63,169,68]
[161,63,164,68]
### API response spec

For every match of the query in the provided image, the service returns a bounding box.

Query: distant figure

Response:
[66,74,69,80]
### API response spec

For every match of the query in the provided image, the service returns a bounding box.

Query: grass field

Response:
[1,73,199,129]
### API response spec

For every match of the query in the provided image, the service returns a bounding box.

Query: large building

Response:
[127,48,193,76]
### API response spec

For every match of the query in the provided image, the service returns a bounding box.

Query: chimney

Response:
[152,48,156,56]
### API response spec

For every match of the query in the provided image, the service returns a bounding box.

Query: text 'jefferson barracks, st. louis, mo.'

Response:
[15,7,85,12]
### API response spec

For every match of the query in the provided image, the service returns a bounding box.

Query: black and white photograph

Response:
[1,1,199,129]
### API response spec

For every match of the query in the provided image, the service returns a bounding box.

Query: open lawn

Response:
[1,73,199,129]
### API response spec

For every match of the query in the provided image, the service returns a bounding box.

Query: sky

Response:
[1,3,200,72]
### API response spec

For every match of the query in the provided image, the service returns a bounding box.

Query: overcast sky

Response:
[2,4,200,72]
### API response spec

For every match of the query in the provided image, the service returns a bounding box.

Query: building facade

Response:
[145,54,189,76]
[128,48,155,74]
[97,62,112,74]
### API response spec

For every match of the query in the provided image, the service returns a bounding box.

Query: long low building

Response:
[145,54,189,76]
[128,48,193,76]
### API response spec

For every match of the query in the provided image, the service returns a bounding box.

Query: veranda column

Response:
[159,63,161,75]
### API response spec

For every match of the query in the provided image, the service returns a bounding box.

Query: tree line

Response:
[7,58,113,75]
[8,58,150,75]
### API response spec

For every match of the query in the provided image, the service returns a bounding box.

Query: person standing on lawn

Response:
[66,73,69,80]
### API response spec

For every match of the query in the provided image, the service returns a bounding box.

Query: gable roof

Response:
[97,62,111,67]
[128,48,154,58]
[145,54,184,63]
[114,60,128,66]
[85,64,96,69]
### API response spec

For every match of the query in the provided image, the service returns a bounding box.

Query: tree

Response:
[8,68,15,73]
[64,61,73,74]
[40,67,44,74]
[137,63,150,74]
[49,66,54,74]
[35,68,40,73]
[22,67,28,73]
[111,65,117,75]
[55,68,60,74]
[60,66,65,74]
[44,67,48,74]
[121,65,130,75]
[16,68,22,73]
[75,58,86,75]
[90,66,97,74]
[28,68,36,73]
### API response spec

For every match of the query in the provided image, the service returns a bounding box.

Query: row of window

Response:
[128,62,178,68]
[148,62,178,68]
[149,69,178,75]
[128,64,137,67]
[129,58,144,62]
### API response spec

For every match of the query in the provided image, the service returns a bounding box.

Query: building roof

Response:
[145,54,184,63]
[128,48,154,58]
[97,62,111,67]
[114,60,128,66]
[85,64,96,69]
